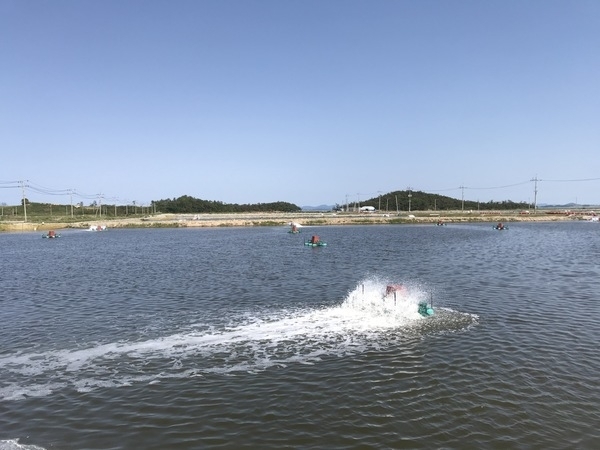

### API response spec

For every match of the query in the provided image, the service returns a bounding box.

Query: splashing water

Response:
[0,277,474,401]
[340,277,431,325]
[0,439,46,450]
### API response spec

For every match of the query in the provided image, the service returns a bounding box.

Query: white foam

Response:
[0,278,442,401]
[0,440,46,450]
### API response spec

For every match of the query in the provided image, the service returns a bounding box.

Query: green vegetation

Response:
[0,203,144,223]
[0,196,301,222]
[153,196,301,214]
[251,221,281,226]
[120,222,182,229]
[1,191,531,223]
[340,190,530,212]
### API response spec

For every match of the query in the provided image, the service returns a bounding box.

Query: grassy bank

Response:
[0,209,592,232]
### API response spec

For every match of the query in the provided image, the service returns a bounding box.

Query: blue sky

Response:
[1,0,599,208]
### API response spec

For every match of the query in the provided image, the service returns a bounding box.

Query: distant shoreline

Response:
[0,210,592,232]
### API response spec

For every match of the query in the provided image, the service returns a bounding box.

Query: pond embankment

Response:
[0,210,591,232]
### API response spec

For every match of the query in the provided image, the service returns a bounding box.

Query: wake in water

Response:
[0,277,476,401]
[0,440,45,450]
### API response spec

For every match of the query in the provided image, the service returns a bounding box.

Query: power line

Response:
[541,177,600,183]
[463,180,532,190]
[422,180,532,193]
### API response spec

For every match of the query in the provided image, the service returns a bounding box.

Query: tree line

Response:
[341,190,530,212]
[153,195,301,213]
[6,191,530,218]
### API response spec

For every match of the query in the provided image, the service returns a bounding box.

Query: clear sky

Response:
[1,0,599,208]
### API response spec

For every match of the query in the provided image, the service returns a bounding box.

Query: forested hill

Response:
[154,195,301,213]
[12,191,529,215]
[341,190,530,211]
[156,190,529,214]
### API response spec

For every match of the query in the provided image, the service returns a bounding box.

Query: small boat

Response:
[288,222,302,233]
[305,235,327,247]
[436,220,446,226]
[89,225,107,231]
[494,222,508,230]
[42,230,60,239]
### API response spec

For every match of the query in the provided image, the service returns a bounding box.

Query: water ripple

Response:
[2,224,600,449]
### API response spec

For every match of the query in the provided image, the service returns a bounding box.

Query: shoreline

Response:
[0,210,592,232]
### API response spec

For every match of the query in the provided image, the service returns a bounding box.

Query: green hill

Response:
[3,190,531,222]
[336,190,530,212]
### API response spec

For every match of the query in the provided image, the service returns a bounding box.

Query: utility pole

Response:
[531,176,539,213]
[70,189,74,218]
[459,185,465,211]
[20,180,27,223]
[407,187,412,213]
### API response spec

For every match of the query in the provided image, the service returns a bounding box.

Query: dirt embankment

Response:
[0,210,589,232]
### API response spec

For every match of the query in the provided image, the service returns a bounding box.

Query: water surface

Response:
[1,222,599,449]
